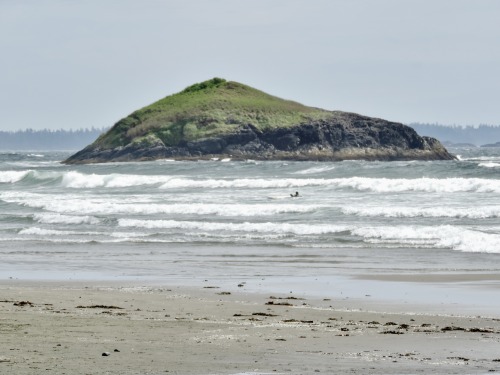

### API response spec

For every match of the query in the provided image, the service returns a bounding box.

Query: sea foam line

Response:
[118,219,500,253]
[5,169,500,194]
[157,176,500,193]
[479,162,500,168]
[3,194,323,216]
[352,225,500,253]
[33,213,101,225]
[342,206,500,219]
[118,218,351,235]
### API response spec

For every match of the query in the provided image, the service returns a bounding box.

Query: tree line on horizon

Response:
[1,124,500,150]
[0,127,107,151]
[409,123,500,146]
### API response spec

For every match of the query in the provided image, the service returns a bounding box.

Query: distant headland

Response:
[64,78,455,164]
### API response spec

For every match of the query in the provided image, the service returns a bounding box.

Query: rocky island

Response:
[64,78,455,164]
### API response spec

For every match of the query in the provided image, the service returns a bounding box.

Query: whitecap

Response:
[19,227,79,236]
[118,218,351,235]
[60,171,176,188]
[0,170,31,183]
[9,195,323,216]
[352,225,500,253]
[157,176,500,193]
[342,206,500,219]
[479,162,500,168]
[334,177,500,194]
[33,213,101,225]
[293,165,336,175]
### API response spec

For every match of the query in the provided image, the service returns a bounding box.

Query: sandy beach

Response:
[1,280,500,375]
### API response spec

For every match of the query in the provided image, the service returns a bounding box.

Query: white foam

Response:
[19,227,80,236]
[60,171,177,188]
[293,165,336,175]
[118,218,350,235]
[343,205,500,219]
[479,162,500,168]
[156,176,500,193]
[461,156,500,162]
[33,213,101,225]
[10,169,500,194]
[334,177,500,193]
[5,193,322,217]
[18,227,105,237]
[0,170,31,183]
[353,225,500,253]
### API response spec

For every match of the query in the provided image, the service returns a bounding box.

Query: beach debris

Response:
[217,292,231,295]
[102,352,111,357]
[252,312,278,317]
[203,286,219,289]
[468,327,494,333]
[13,301,34,307]
[113,349,120,352]
[380,330,404,335]
[441,326,465,332]
[281,319,314,324]
[76,305,124,309]
[237,282,245,287]
[265,301,293,306]
[384,322,397,326]
[447,356,469,362]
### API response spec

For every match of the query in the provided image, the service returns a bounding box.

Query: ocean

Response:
[1,148,500,313]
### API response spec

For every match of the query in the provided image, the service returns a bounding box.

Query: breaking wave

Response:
[2,193,322,217]
[343,206,500,219]
[0,170,32,183]
[352,225,500,253]
[33,213,101,225]
[3,169,500,194]
[118,218,351,235]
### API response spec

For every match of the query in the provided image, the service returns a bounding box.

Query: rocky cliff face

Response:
[65,112,455,163]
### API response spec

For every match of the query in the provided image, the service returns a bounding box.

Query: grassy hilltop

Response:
[97,78,331,149]
[65,78,455,163]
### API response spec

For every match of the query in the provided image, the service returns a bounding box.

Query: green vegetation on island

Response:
[65,78,455,163]
[96,78,331,149]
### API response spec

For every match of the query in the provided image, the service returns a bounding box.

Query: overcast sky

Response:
[1,0,499,131]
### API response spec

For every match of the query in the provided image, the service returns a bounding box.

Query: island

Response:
[64,78,455,164]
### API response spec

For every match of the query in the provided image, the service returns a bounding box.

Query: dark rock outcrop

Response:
[65,112,455,163]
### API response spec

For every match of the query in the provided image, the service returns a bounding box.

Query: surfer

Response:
[290,191,299,197]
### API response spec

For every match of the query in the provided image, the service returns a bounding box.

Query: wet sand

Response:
[1,280,500,374]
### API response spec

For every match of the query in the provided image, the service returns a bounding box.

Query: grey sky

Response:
[1,0,499,131]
